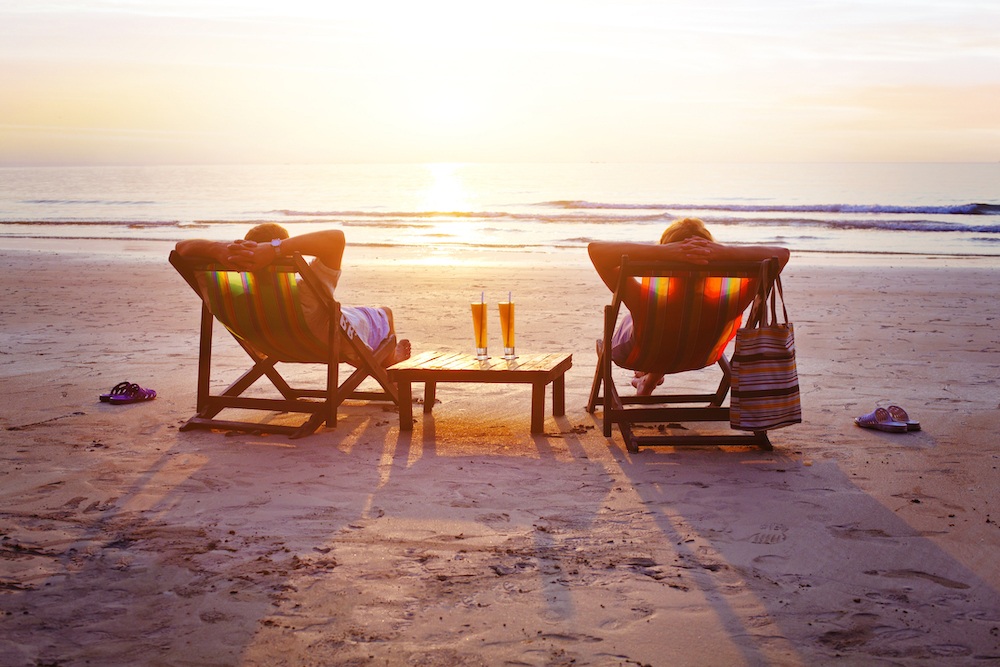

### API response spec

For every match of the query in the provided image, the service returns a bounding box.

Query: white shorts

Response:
[342,306,391,351]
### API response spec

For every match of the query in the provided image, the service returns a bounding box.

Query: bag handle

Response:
[766,275,789,327]
[747,258,788,329]
[746,260,768,329]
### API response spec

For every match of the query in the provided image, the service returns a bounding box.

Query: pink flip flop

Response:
[855,407,907,433]
[107,383,156,404]
[886,405,920,431]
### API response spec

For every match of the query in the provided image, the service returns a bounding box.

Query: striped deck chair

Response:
[169,250,398,438]
[586,256,779,452]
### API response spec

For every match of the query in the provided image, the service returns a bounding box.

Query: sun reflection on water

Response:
[417,163,490,247]
[419,163,468,213]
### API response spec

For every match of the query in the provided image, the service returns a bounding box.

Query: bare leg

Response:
[384,307,396,334]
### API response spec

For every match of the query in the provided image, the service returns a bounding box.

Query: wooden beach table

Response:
[387,351,573,434]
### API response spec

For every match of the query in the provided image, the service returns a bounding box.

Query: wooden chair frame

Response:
[587,256,779,452]
[169,250,398,438]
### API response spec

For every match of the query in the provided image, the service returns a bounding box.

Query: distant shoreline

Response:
[3,237,999,269]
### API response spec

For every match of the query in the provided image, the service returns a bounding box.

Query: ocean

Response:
[1,162,998,258]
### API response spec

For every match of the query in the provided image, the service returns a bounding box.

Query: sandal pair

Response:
[855,405,920,433]
[99,382,156,405]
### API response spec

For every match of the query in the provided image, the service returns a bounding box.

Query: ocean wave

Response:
[340,221,435,229]
[277,209,511,219]
[0,233,557,250]
[7,215,1000,235]
[698,216,1000,233]
[0,219,311,229]
[3,233,994,257]
[4,213,1000,234]
[312,212,1000,233]
[274,209,676,225]
[0,219,189,227]
[22,199,158,206]
[541,201,1000,216]
[19,200,997,218]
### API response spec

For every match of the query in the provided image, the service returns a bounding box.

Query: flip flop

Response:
[855,407,907,433]
[99,381,132,403]
[887,405,920,431]
[107,383,156,404]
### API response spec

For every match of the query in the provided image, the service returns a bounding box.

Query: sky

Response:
[1,0,998,165]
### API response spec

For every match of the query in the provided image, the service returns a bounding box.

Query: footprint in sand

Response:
[475,512,510,527]
[748,523,788,544]
[598,604,654,630]
[864,569,970,590]
[751,554,788,568]
[61,496,87,509]
[927,644,973,657]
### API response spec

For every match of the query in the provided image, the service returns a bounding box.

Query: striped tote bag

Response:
[730,276,801,431]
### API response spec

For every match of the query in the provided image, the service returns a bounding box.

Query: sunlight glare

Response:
[419,163,467,212]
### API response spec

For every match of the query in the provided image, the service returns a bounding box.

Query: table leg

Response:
[398,381,413,430]
[531,381,545,433]
[423,381,436,413]
[553,373,565,416]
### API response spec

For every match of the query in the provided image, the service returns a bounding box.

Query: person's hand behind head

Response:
[676,236,714,264]
[224,240,275,271]
[680,236,711,248]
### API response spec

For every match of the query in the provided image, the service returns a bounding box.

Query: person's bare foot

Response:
[632,372,664,396]
[384,339,411,366]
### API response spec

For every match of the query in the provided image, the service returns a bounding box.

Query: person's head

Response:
[659,217,714,244]
[244,223,289,243]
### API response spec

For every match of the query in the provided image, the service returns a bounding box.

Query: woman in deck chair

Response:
[588,218,789,395]
[176,224,411,368]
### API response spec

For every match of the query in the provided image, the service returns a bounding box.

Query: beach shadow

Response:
[0,385,625,666]
[229,408,621,665]
[0,411,393,665]
[611,443,1000,663]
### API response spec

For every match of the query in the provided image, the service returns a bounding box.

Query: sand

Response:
[1,239,999,666]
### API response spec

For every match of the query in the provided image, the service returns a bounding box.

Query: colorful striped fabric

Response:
[729,276,801,431]
[199,268,329,363]
[621,270,757,374]
[730,324,801,430]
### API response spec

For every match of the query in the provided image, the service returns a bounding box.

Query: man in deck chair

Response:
[176,224,411,368]
[588,217,789,395]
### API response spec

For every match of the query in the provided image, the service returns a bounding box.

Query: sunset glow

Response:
[1,0,998,165]
[419,164,469,212]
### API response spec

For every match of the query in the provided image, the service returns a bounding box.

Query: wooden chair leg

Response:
[587,342,604,413]
[196,305,213,415]
[602,305,616,438]
[713,356,733,407]
[328,302,341,427]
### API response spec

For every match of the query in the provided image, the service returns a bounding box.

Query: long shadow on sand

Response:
[0,403,394,665]
[0,397,622,666]
[612,440,1000,664]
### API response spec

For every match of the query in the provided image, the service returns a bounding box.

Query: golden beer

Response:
[498,301,515,359]
[471,301,488,359]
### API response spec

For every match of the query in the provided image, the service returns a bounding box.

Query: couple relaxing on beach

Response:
[176,218,788,387]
